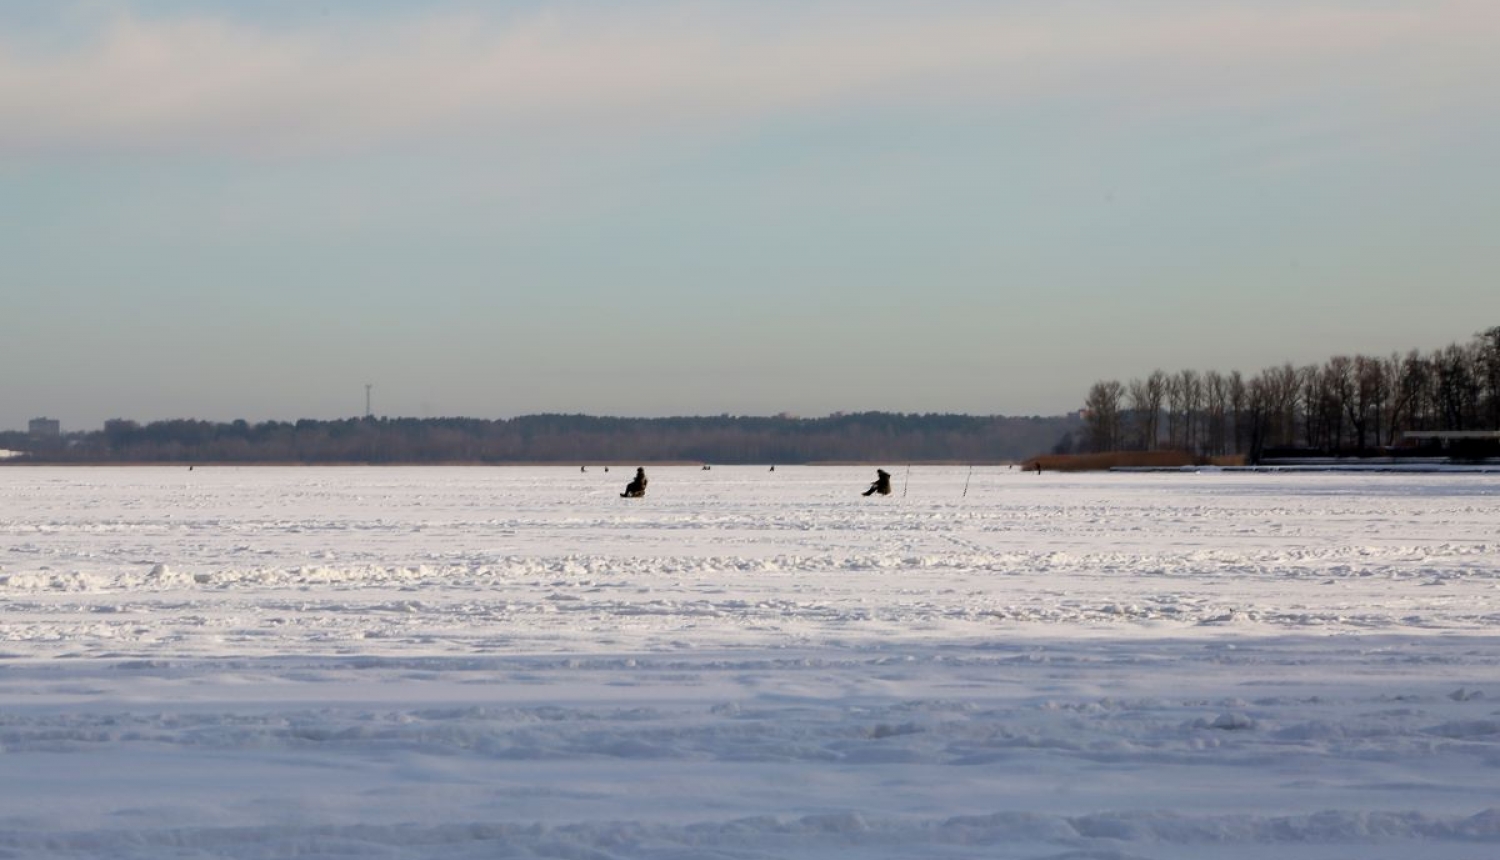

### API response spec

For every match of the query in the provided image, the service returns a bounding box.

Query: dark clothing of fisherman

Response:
[863,469,892,497]
[622,468,648,498]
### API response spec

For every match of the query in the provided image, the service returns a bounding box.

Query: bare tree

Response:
[1165,374,1184,449]
[1228,370,1248,455]
[1084,380,1126,452]
[1434,343,1479,430]
[1203,370,1228,456]
[1478,326,1500,430]
[1261,364,1301,448]
[1245,375,1273,461]
[1391,350,1432,438]
[1127,378,1152,450]
[1351,355,1385,452]
[1146,370,1166,450]
[1323,356,1355,451]
[1178,369,1203,452]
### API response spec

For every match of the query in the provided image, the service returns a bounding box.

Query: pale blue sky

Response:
[3,0,1497,431]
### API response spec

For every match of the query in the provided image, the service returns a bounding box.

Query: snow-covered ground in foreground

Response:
[1,465,1498,860]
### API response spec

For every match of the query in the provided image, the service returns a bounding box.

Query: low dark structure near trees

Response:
[862,469,892,496]
[1394,431,1500,461]
[621,468,648,498]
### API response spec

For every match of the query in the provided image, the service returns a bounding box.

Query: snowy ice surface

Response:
[2,465,1498,859]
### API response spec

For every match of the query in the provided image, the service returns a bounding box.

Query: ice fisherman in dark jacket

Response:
[621,467,648,498]
[862,468,892,497]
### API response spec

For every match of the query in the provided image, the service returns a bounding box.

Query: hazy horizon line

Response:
[11,408,1084,433]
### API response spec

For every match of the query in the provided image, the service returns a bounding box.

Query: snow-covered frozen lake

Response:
[2,465,1498,859]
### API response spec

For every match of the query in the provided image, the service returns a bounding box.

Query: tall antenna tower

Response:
[365,383,373,418]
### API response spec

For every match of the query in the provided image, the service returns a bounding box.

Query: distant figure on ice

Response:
[862,468,892,497]
[621,467,648,498]
[580,466,587,472]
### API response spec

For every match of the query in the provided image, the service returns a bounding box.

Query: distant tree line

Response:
[1,412,1081,465]
[1078,327,1500,460]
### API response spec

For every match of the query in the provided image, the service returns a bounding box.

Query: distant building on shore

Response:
[29,417,61,438]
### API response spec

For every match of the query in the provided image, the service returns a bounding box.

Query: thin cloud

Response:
[1,1,1494,157]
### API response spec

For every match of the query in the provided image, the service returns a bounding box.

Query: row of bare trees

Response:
[1082,327,1500,459]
